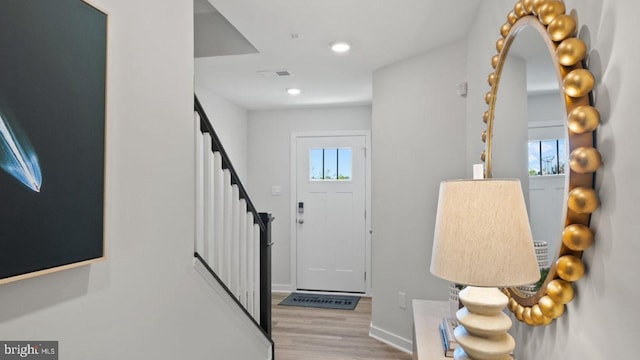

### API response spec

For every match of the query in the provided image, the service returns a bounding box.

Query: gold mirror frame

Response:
[482,0,601,326]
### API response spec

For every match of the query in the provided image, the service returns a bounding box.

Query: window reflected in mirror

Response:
[527,139,566,176]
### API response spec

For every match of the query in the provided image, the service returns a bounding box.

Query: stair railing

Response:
[193,95,274,341]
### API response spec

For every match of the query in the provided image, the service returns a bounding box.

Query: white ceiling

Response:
[195,0,482,110]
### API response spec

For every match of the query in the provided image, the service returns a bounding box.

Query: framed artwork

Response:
[0,0,107,284]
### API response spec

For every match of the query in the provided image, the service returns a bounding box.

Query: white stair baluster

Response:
[253,224,261,318]
[246,212,255,318]
[231,185,241,298]
[203,135,215,267]
[239,200,248,307]
[223,169,233,286]
[194,113,204,257]
[213,152,224,274]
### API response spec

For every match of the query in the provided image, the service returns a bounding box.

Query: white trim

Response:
[290,130,372,296]
[527,120,564,129]
[272,287,370,298]
[272,283,294,293]
[293,289,372,297]
[193,258,273,356]
[369,323,413,354]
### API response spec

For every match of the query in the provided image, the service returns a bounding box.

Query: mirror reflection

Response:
[491,25,568,297]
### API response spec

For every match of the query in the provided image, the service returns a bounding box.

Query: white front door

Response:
[295,135,366,293]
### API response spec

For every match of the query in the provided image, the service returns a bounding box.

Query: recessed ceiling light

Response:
[287,88,301,96]
[330,41,351,53]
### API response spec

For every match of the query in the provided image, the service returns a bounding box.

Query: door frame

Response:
[290,130,372,295]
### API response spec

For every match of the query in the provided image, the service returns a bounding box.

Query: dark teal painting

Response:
[0,0,107,283]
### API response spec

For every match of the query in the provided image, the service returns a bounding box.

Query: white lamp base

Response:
[453,286,515,360]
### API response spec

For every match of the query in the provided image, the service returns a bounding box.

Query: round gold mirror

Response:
[482,0,601,326]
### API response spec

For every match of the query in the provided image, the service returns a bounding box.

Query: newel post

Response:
[259,212,275,336]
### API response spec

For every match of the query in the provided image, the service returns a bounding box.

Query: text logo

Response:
[0,342,57,360]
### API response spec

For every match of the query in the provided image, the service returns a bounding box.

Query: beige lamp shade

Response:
[430,179,540,287]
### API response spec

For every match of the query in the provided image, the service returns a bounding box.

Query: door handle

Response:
[298,219,304,224]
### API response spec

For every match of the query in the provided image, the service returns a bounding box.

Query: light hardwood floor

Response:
[272,293,412,360]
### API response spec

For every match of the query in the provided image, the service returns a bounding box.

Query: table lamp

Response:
[430,179,539,360]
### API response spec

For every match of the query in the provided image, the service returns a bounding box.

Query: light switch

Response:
[473,164,484,179]
[271,186,282,196]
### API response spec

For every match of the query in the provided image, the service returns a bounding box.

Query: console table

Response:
[412,299,449,360]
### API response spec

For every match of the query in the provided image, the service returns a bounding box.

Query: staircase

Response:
[193,95,274,356]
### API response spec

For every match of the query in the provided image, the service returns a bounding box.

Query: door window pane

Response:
[324,148,338,179]
[528,141,541,176]
[310,149,324,180]
[541,140,557,175]
[557,138,566,175]
[338,148,352,180]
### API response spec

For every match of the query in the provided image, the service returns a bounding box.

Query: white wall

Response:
[491,54,529,202]
[194,10,257,58]
[528,93,565,124]
[0,1,268,359]
[246,106,371,289]
[466,1,640,359]
[465,0,516,177]
[370,40,467,350]
[195,85,249,179]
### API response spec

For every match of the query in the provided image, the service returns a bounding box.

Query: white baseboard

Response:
[272,283,294,293]
[273,284,371,297]
[369,323,412,354]
[293,289,368,297]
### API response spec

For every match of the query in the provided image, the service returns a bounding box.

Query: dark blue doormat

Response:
[279,292,361,310]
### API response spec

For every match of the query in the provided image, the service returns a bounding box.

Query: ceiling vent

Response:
[257,70,293,77]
